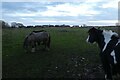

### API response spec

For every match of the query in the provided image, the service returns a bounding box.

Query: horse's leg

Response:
[45,36,50,51]
[46,43,50,51]
[47,36,50,49]
[42,41,48,51]
[100,54,113,80]
[31,41,35,53]
[25,47,28,53]
[112,64,120,79]
[36,41,41,50]
[36,41,43,50]
[35,41,38,51]
[44,41,47,50]
[26,46,30,53]
[31,46,35,53]
[27,42,31,53]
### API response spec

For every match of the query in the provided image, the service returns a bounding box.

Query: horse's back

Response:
[33,32,50,41]
[32,30,46,33]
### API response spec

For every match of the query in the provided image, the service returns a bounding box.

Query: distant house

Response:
[116,22,120,26]
[82,24,87,27]
[70,25,73,28]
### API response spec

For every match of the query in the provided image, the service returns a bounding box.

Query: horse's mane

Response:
[32,30,46,33]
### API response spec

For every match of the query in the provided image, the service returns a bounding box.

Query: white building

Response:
[116,22,120,26]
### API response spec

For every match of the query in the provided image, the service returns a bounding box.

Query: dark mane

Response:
[32,30,46,33]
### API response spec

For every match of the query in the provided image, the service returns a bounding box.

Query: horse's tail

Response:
[47,34,51,48]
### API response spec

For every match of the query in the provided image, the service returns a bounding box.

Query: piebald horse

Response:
[23,30,50,53]
[86,27,120,80]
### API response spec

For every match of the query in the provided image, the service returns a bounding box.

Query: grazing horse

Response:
[23,30,50,53]
[86,27,120,80]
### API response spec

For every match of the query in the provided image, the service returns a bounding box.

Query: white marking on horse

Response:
[116,39,120,46]
[105,74,107,79]
[111,50,117,64]
[86,36,89,42]
[102,30,118,52]
[111,39,120,64]
[86,35,96,44]
[31,48,35,52]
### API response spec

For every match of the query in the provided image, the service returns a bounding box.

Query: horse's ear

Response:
[90,27,96,31]
[88,27,96,33]
[93,27,99,31]
[92,27,96,29]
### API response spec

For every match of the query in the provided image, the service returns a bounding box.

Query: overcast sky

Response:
[1,0,120,26]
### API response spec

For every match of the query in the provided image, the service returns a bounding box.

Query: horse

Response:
[86,27,120,80]
[23,30,50,53]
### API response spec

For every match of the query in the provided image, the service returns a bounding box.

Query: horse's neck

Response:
[96,34,105,52]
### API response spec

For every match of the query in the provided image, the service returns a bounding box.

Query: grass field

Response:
[3,27,116,79]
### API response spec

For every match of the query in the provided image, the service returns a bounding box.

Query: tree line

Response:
[1,20,120,29]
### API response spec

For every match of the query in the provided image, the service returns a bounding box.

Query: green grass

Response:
[2,27,103,79]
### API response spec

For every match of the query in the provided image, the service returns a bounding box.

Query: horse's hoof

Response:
[31,51,36,53]
[31,48,35,53]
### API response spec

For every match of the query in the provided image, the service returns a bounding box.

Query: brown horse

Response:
[23,30,50,53]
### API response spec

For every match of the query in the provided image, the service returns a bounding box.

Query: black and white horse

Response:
[86,27,120,80]
[23,30,50,53]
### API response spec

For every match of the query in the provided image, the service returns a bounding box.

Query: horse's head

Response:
[23,35,29,50]
[23,32,34,49]
[86,27,103,43]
